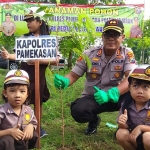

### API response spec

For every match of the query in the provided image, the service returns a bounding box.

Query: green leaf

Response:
[73,48,83,56]
[43,14,54,19]
[36,6,47,13]
[84,54,92,70]
[78,14,95,31]
[86,31,95,44]
[73,48,92,70]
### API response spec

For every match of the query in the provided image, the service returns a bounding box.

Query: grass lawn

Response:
[0,69,123,150]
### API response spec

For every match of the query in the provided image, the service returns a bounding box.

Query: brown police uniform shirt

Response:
[1,21,16,35]
[130,25,142,38]
[117,100,150,130]
[72,46,136,97]
[0,103,37,130]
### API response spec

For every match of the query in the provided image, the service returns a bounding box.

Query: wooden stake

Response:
[34,60,41,148]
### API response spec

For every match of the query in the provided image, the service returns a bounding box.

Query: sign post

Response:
[15,36,57,148]
[34,60,40,148]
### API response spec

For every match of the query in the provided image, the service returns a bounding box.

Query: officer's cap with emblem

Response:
[129,65,150,81]
[5,13,11,17]
[103,19,124,33]
[4,70,30,85]
[23,8,34,21]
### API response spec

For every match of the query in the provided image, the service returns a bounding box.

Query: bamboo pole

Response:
[34,60,41,148]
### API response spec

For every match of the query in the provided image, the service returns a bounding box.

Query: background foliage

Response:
[0,35,15,53]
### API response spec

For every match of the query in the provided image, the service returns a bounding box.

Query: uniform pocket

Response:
[86,67,102,81]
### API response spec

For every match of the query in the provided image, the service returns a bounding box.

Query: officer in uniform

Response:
[130,17,142,38]
[54,19,137,135]
[1,13,16,36]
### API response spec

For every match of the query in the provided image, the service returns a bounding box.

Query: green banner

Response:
[0,3,144,37]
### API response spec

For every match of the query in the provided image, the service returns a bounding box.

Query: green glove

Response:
[54,74,70,89]
[94,86,120,105]
[107,87,120,103]
[94,86,109,104]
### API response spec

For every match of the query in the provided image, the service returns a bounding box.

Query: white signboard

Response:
[15,36,57,60]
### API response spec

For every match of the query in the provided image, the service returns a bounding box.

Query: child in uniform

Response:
[0,69,38,150]
[116,65,150,150]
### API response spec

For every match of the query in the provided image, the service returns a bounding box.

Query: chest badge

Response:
[91,74,97,79]
[91,67,98,73]
[114,66,122,70]
[145,110,150,122]
[25,114,31,121]
[92,57,99,61]
[114,72,121,78]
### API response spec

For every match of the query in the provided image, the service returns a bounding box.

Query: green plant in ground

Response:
[0,34,15,53]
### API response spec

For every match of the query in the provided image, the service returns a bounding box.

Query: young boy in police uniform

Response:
[0,69,38,150]
[116,65,150,150]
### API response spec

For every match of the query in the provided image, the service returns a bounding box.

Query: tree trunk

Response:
[67,51,73,69]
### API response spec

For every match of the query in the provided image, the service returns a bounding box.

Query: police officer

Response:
[54,19,137,135]
[1,13,16,36]
[130,17,142,38]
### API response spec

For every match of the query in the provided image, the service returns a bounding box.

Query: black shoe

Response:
[85,116,101,135]
[40,126,48,138]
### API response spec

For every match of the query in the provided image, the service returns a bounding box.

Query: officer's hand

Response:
[94,86,109,105]
[107,87,120,103]
[1,47,10,60]
[94,86,120,104]
[54,74,70,89]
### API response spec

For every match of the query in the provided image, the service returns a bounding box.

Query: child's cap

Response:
[129,65,150,81]
[4,70,30,85]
